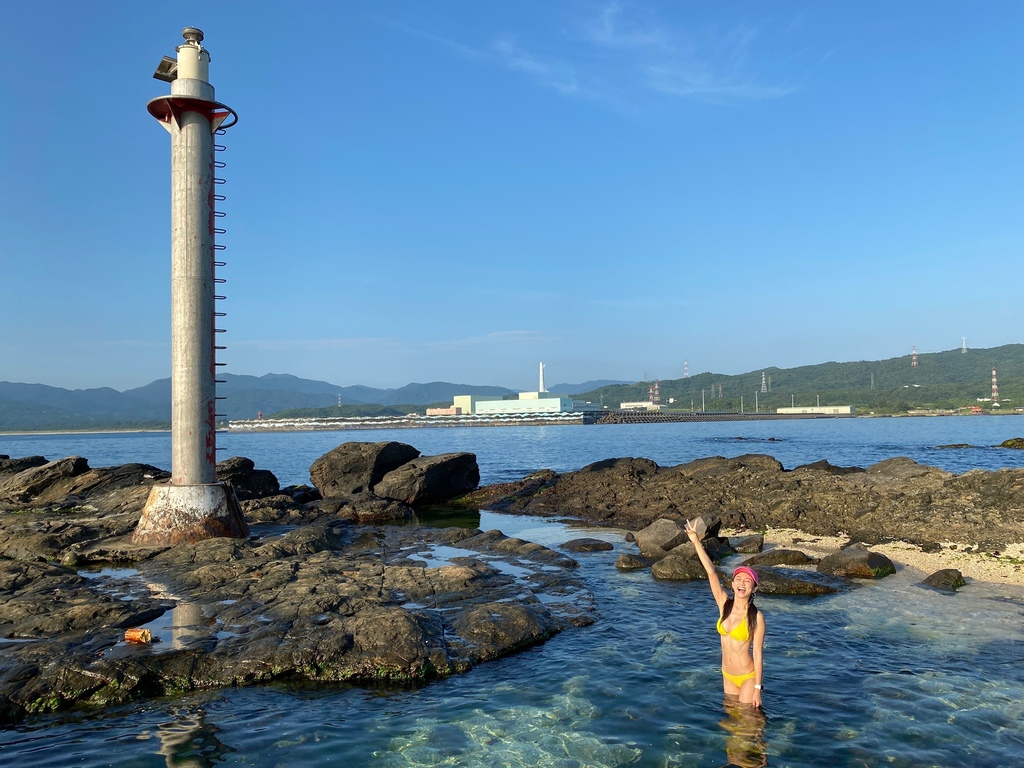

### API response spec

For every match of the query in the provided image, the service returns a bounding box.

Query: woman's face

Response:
[732,572,757,598]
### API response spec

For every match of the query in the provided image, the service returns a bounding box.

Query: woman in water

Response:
[685,519,766,709]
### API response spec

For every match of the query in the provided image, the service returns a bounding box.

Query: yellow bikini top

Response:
[716,614,750,642]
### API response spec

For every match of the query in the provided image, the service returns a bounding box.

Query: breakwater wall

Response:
[596,411,851,424]
[228,410,848,432]
[227,412,595,431]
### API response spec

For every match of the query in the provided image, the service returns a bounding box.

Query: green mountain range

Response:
[1,346,1020,432]
[580,345,1024,415]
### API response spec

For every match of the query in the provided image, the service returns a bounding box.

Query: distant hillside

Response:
[577,345,1024,414]
[2,347,1022,432]
[548,380,632,394]
[0,375,516,431]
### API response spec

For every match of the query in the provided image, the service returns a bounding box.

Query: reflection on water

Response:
[151,706,234,767]
[4,513,1024,766]
[720,700,768,768]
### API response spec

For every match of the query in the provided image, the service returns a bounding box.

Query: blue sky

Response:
[2,2,1021,392]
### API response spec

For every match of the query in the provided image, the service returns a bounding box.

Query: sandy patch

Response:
[728,528,1024,587]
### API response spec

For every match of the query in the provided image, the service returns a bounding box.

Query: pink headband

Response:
[732,566,759,586]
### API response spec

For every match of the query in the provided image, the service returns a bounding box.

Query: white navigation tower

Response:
[134,28,247,546]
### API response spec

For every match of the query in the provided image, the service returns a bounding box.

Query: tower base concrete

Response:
[133,482,249,547]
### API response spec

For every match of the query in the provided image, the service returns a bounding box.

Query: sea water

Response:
[2,417,1024,766]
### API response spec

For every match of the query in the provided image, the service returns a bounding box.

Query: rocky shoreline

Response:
[3,442,1023,724]
[456,453,1024,551]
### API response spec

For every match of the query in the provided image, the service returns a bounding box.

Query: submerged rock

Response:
[561,538,614,553]
[746,566,845,596]
[742,549,818,567]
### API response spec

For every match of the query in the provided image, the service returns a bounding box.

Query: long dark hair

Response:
[721,597,758,635]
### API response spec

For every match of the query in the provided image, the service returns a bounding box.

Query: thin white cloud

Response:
[490,35,579,96]
[577,1,671,49]
[385,4,801,108]
[643,64,794,101]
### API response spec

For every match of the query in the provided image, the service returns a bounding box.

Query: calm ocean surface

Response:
[2,417,1024,767]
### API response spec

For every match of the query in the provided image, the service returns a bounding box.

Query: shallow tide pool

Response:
[3,511,1023,767]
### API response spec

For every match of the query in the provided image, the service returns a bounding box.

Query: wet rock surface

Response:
[459,453,1024,549]
[5,442,1021,725]
[0,443,596,724]
[0,519,593,723]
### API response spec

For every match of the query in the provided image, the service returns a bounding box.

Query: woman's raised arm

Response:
[685,519,728,609]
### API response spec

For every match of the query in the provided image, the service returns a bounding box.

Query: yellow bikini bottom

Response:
[722,668,756,688]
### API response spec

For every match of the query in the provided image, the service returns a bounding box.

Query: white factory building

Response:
[437,391,602,416]
[776,405,855,415]
[426,364,602,416]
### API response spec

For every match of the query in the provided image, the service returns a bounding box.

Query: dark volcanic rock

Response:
[460,453,1024,549]
[0,456,48,477]
[923,568,967,591]
[215,456,280,501]
[312,493,414,523]
[615,553,655,570]
[731,534,764,554]
[561,537,614,553]
[743,549,818,567]
[0,457,90,504]
[634,519,688,558]
[309,442,420,498]
[817,544,896,579]
[0,521,595,722]
[373,452,480,505]
[745,566,845,596]
[651,555,707,581]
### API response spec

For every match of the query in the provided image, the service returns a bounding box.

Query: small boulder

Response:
[922,568,966,591]
[651,555,707,581]
[743,549,817,567]
[615,553,654,571]
[704,537,736,562]
[633,519,688,558]
[561,538,614,553]
[216,456,280,500]
[310,442,420,498]
[731,534,764,554]
[817,544,896,579]
[748,566,845,596]
[373,453,480,505]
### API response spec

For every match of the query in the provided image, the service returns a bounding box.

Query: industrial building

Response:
[439,391,602,416]
[776,405,855,415]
